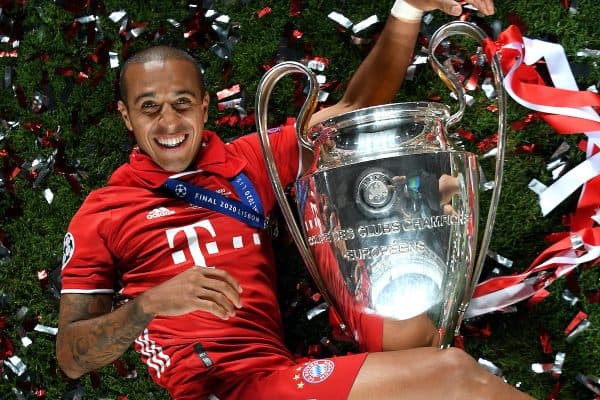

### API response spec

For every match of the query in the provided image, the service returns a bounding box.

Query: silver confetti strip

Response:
[450,91,475,106]
[108,10,127,23]
[351,15,379,36]
[478,358,503,376]
[551,163,567,180]
[550,141,571,160]
[576,48,600,58]
[306,302,329,320]
[20,336,32,347]
[15,306,28,320]
[551,352,565,375]
[546,158,566,171]
[167,18,181,28]
[327,11,353,30]
[531,362,553,373]
[561,288,580,306]
[307,59,326,72]
[528,178,547,196]
[481,147,498,159]
[570,233,584,250]
[481,77,497,99]
[76,15,98,24]
[109,51,119,69]
[576,373,600,395]
[566,319,591,342]
[4,355,27,376]
[487,249,513,267]
[34,323,58,335]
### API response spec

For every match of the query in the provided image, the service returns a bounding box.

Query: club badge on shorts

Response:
[302,359,335,384]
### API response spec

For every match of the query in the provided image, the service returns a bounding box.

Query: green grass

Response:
[1,0,599,398]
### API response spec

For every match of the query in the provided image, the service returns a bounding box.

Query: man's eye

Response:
[141,103,160,113]
[173,98,192,110]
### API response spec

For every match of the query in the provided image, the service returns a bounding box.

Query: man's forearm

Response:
[341,15,421,108]
[57,294,154,379]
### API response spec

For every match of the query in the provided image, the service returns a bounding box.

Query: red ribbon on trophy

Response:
[466,25,600,318]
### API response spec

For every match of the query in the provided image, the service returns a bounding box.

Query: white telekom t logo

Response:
[165,220,218,267]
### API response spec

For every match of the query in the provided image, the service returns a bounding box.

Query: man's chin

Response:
[158,160,193,173]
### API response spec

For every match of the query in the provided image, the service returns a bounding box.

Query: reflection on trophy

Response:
[257,21,507,347]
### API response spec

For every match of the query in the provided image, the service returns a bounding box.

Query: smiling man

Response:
[117,52,210,173]
[56,1,534,399]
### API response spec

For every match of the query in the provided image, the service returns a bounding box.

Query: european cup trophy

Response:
[257,21,507,347]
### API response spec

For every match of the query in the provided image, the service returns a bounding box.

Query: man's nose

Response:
[158,104,179,128]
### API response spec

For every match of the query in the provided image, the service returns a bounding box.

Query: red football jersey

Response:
[61,126,303,393]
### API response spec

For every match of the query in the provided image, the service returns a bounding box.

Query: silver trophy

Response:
[257,21,506,347]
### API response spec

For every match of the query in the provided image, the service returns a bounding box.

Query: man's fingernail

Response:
[451,5,461,15]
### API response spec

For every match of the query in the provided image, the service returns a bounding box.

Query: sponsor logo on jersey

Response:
[146,207,176,220]
[62,232,75,269]
[301,359,335,384]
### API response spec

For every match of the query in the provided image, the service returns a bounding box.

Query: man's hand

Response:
[139,266,243,320]
[404,0,494,17]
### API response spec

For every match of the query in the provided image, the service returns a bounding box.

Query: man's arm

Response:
[56,293,153,378]
[308,0,495,127]
[309,15,419,127]
[56,266,243,379]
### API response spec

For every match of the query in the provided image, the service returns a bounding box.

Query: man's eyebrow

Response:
[133,91,155,105]
[174,89,198,97]
[133,90,197,105]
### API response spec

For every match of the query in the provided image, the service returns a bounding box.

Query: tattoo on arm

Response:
[58,294,154,374]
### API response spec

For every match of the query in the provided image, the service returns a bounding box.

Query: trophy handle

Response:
[256,61,338,310]
[429,21,508,326]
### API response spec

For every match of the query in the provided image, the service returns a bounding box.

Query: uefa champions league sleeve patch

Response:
[301,359,335,384]
[61,232,75,269]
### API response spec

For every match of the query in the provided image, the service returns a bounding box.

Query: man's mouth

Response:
[155,134,188,149]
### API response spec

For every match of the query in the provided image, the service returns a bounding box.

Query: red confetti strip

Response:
[476,132,498,153]
[586,291,600,304]
[564,310,588,335]
[456,127,476,142]
[548,380,562,400]
[511,112,540,131]
[464,55,482,91]
[217,84,241,101]
[539,329,554,354]
[544,232,570,244]
[515,143,537,154]
[257,7,272,18]
[0,50,18,58]
[453,334,465,349]
[289,0,302,16]
[526,288,550,308]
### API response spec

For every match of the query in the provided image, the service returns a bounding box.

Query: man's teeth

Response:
[156,135,186,148]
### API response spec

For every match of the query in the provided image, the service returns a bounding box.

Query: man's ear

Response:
[202,92,210,124]
[117,100,134,131]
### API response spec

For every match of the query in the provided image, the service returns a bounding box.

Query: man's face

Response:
[117,58,209,172]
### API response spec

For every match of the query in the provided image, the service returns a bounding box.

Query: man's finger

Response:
[193,270,243,309]
[199,266,244,294]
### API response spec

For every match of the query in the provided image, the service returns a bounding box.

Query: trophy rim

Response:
[311,101,452,132]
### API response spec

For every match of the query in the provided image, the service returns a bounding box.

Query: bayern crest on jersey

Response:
[302,359,335,384]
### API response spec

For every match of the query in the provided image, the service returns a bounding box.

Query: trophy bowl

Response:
[257,21,507,347]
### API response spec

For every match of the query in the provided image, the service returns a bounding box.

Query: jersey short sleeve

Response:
[229,124,301,188]
[61,191,116,294]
